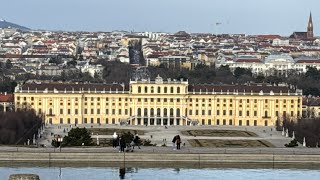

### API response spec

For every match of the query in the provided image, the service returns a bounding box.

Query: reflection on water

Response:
[2,166,320,180]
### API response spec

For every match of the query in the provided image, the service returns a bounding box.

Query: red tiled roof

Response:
[19,83,128,92]
[303,97,320,106]
[257,35,282,39]
[296,59,320,63]
[0,94,14,102]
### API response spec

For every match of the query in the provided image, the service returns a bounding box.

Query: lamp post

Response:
[57,136,63,152]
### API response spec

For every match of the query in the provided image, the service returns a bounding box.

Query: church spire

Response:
[307,12,314,39]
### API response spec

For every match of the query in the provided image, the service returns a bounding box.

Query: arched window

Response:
[265,111,268,117]
[144,108,148,116]
[176,108,180,117]
[170,108,174,116]
[138,86,141,93]
[157,87,161,93]
[151,86,154,93]
[170,87,174,93]
[157,108,161,116]
[137,108,141,116]
[145,87,148,93]
[164,108,167,116]
[177,87,180,94]
[150,108,154,116]
[164,87,167,93]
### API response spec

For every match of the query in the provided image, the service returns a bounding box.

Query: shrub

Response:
[61,127,93,146]
[285,139,298,147]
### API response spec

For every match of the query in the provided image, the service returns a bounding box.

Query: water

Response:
[1,166,320,180]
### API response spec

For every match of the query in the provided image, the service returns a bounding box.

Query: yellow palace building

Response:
[14,76,302,127]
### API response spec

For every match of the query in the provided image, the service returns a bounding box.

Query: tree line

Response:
[0,109,43,144]
[2,60,320,96]
[281,117,320,147]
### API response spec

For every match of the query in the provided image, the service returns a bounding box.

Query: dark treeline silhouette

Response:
[3,60,320,96]
[0,109,43,144]
[281,117,320,147]
[0,79,17,93]
[96,61,320,96]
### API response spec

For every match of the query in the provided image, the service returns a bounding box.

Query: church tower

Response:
[307,12,314,39]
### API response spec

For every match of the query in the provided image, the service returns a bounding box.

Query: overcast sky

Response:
[1,0,319,35]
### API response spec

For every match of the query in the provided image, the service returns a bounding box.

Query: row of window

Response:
[48,107,299,117]
[137,108,181,116]
[52,108,130,115]
[50,118,118,125]
[52,117,269,127]
[214,119,269,126]
[137,86,184,94]
[17,96,300,105]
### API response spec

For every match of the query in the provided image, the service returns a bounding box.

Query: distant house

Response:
[302,97,320,118]
[0,93,14,112]
[36,65,63,76]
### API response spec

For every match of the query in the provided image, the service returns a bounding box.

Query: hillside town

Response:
[0,13,320,81]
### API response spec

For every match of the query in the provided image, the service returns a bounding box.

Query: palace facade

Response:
[14,76,303,127]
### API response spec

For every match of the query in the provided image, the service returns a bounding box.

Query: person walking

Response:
[119,135,126,152]
[132,134,141,149]
[172,135,177,150]
[176,135,181,150]
[112,132,118,148]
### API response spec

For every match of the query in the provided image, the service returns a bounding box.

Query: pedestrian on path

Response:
[132,134,141,149]
[119,135,125,152]
[176,135,181,150]
[112,132,118,148]
[172,135,177,150]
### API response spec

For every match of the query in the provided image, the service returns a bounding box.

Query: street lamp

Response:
[57,136,63,152]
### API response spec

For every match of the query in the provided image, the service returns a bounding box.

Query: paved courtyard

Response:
[37,124,295,149]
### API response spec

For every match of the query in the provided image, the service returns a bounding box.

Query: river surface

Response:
[1,166,320,180]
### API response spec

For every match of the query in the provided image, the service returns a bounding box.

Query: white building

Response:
[217,54,320,76]
[272,38,290,46]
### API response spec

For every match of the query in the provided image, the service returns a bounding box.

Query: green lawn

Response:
[188,139,275,148]
[181,130,257,137]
